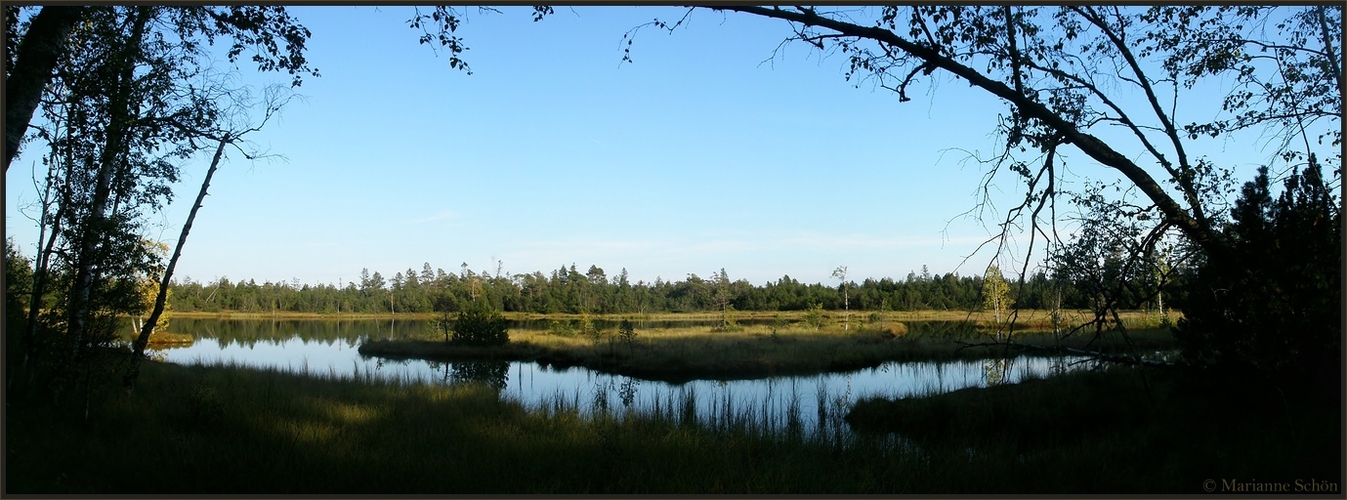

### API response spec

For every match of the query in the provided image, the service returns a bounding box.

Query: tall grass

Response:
[10,348,1332,494]
[361,315,1178,383]
[8,358,927,494]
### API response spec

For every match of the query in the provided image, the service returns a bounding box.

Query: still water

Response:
[153,318,1088,435]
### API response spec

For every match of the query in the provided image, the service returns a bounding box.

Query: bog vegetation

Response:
[3,4,1340,494]
[161,262,1164,317]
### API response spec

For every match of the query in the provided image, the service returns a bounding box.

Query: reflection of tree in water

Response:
[618,379,639,408]
[592,380,613,412]
[428,360,509,391]
[1049,357,1069,377]
[982,358,1014,386]
[176,318,426,348]
[589,378,641,412]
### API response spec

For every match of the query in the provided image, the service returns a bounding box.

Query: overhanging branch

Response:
[706,5,1231,258]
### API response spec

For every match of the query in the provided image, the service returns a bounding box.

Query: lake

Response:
[149,318,1091,436]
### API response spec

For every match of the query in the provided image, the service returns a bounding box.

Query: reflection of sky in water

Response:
[160,324,1088,436]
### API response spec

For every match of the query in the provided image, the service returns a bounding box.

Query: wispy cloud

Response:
[782,232,989,251]
[401,210,457,225]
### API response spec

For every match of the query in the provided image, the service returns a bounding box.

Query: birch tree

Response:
[615,5,1340,370]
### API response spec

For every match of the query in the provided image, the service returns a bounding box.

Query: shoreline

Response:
[356,324,1180,384]
[168,308,1177,323]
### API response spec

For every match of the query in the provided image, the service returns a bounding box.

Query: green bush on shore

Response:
[452,301,508,346]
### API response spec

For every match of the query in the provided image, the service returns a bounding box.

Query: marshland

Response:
[5,5,1341,495]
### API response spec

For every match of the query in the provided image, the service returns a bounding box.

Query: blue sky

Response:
[4,6,1281,287]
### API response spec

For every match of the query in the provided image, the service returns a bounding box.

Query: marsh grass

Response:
[7,358,931,494]
[845,365,1341,493]
[361,313,1178,383]
[11,352,1330,494]
[171,308,1177,324]
[144,331,194,345]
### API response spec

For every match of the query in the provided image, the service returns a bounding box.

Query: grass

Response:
[360,311,1180,383]
[4,356,917,494]
[169,307,1177,324]
[145,331,195,345]
[8,352,1334,493]
[844,365,1342,493]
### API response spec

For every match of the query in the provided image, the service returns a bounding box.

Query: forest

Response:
[3,5,1339,494]
[160,262,1174,316]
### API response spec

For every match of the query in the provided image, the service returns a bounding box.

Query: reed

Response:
[361,318,1179,383]
[10,354,1331,494]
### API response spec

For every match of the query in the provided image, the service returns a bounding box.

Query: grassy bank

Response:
[846,366,1342,493]
[3,357,917,494]
[360,315,1179,383]
[9,355,1333,493]
[169,308,1174,324]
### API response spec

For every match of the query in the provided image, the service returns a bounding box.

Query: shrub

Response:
[1176,164,1341,391]
[802,303,827,330]
[618,318,637,354]
[451,301,509,346]
[547,320,576,337]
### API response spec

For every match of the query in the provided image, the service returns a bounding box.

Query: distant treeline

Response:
[168,263,1171,315]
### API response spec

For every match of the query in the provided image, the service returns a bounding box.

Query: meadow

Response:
[10,308,1336,494]
[358,309,1179,382]
[8,349,1336,494]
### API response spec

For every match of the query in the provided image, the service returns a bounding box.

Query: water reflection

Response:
[157,319,1092,437]
[425,360,510,391]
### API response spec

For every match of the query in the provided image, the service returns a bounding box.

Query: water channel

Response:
[149,318,1091,437]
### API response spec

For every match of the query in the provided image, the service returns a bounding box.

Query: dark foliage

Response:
[160,262,1109,316]
[451,300,509,347]
[1176,161,1341,392]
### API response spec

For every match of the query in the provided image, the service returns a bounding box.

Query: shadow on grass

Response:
[10,354,1333,494]
[359,321,1179,384]
[7,358,929,494]
[846,366,1342,493]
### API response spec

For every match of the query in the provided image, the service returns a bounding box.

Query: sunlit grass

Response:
[7,358,923,493]
[9,352,1331,494]
[169,308,1180,324]
[361,311,1179,382]
[145,331,195,345]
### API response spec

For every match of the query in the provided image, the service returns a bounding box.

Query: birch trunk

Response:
[124,137,228,390]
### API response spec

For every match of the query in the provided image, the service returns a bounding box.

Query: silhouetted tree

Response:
[1176,162,1341,391]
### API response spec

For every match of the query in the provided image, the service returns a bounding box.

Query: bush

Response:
[547,320,576,337]
[1176,164,1341,392]
[618,318,637,354]
[451,301,509,346]
[802,303,827,330]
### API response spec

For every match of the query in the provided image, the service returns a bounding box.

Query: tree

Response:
[1048,182,1177,352]
[689,7,1338,259]
[126,85,298,389]
[620,6,1341,370]
[831,266,850,331]
[5,5,317,173]
[4,6,85,172]
[5,6,318,396]
[1176,162,1341,390]
[616,5,1337,261]
[451,300,509,347]
[618,318,637,356]
[5,238,36,384]
[802,302,827,331]
[128,239,171,338]
[981,265,1013,327]
[710,268,737,329]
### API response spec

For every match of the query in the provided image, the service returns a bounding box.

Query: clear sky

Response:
[3,6,1278,287]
